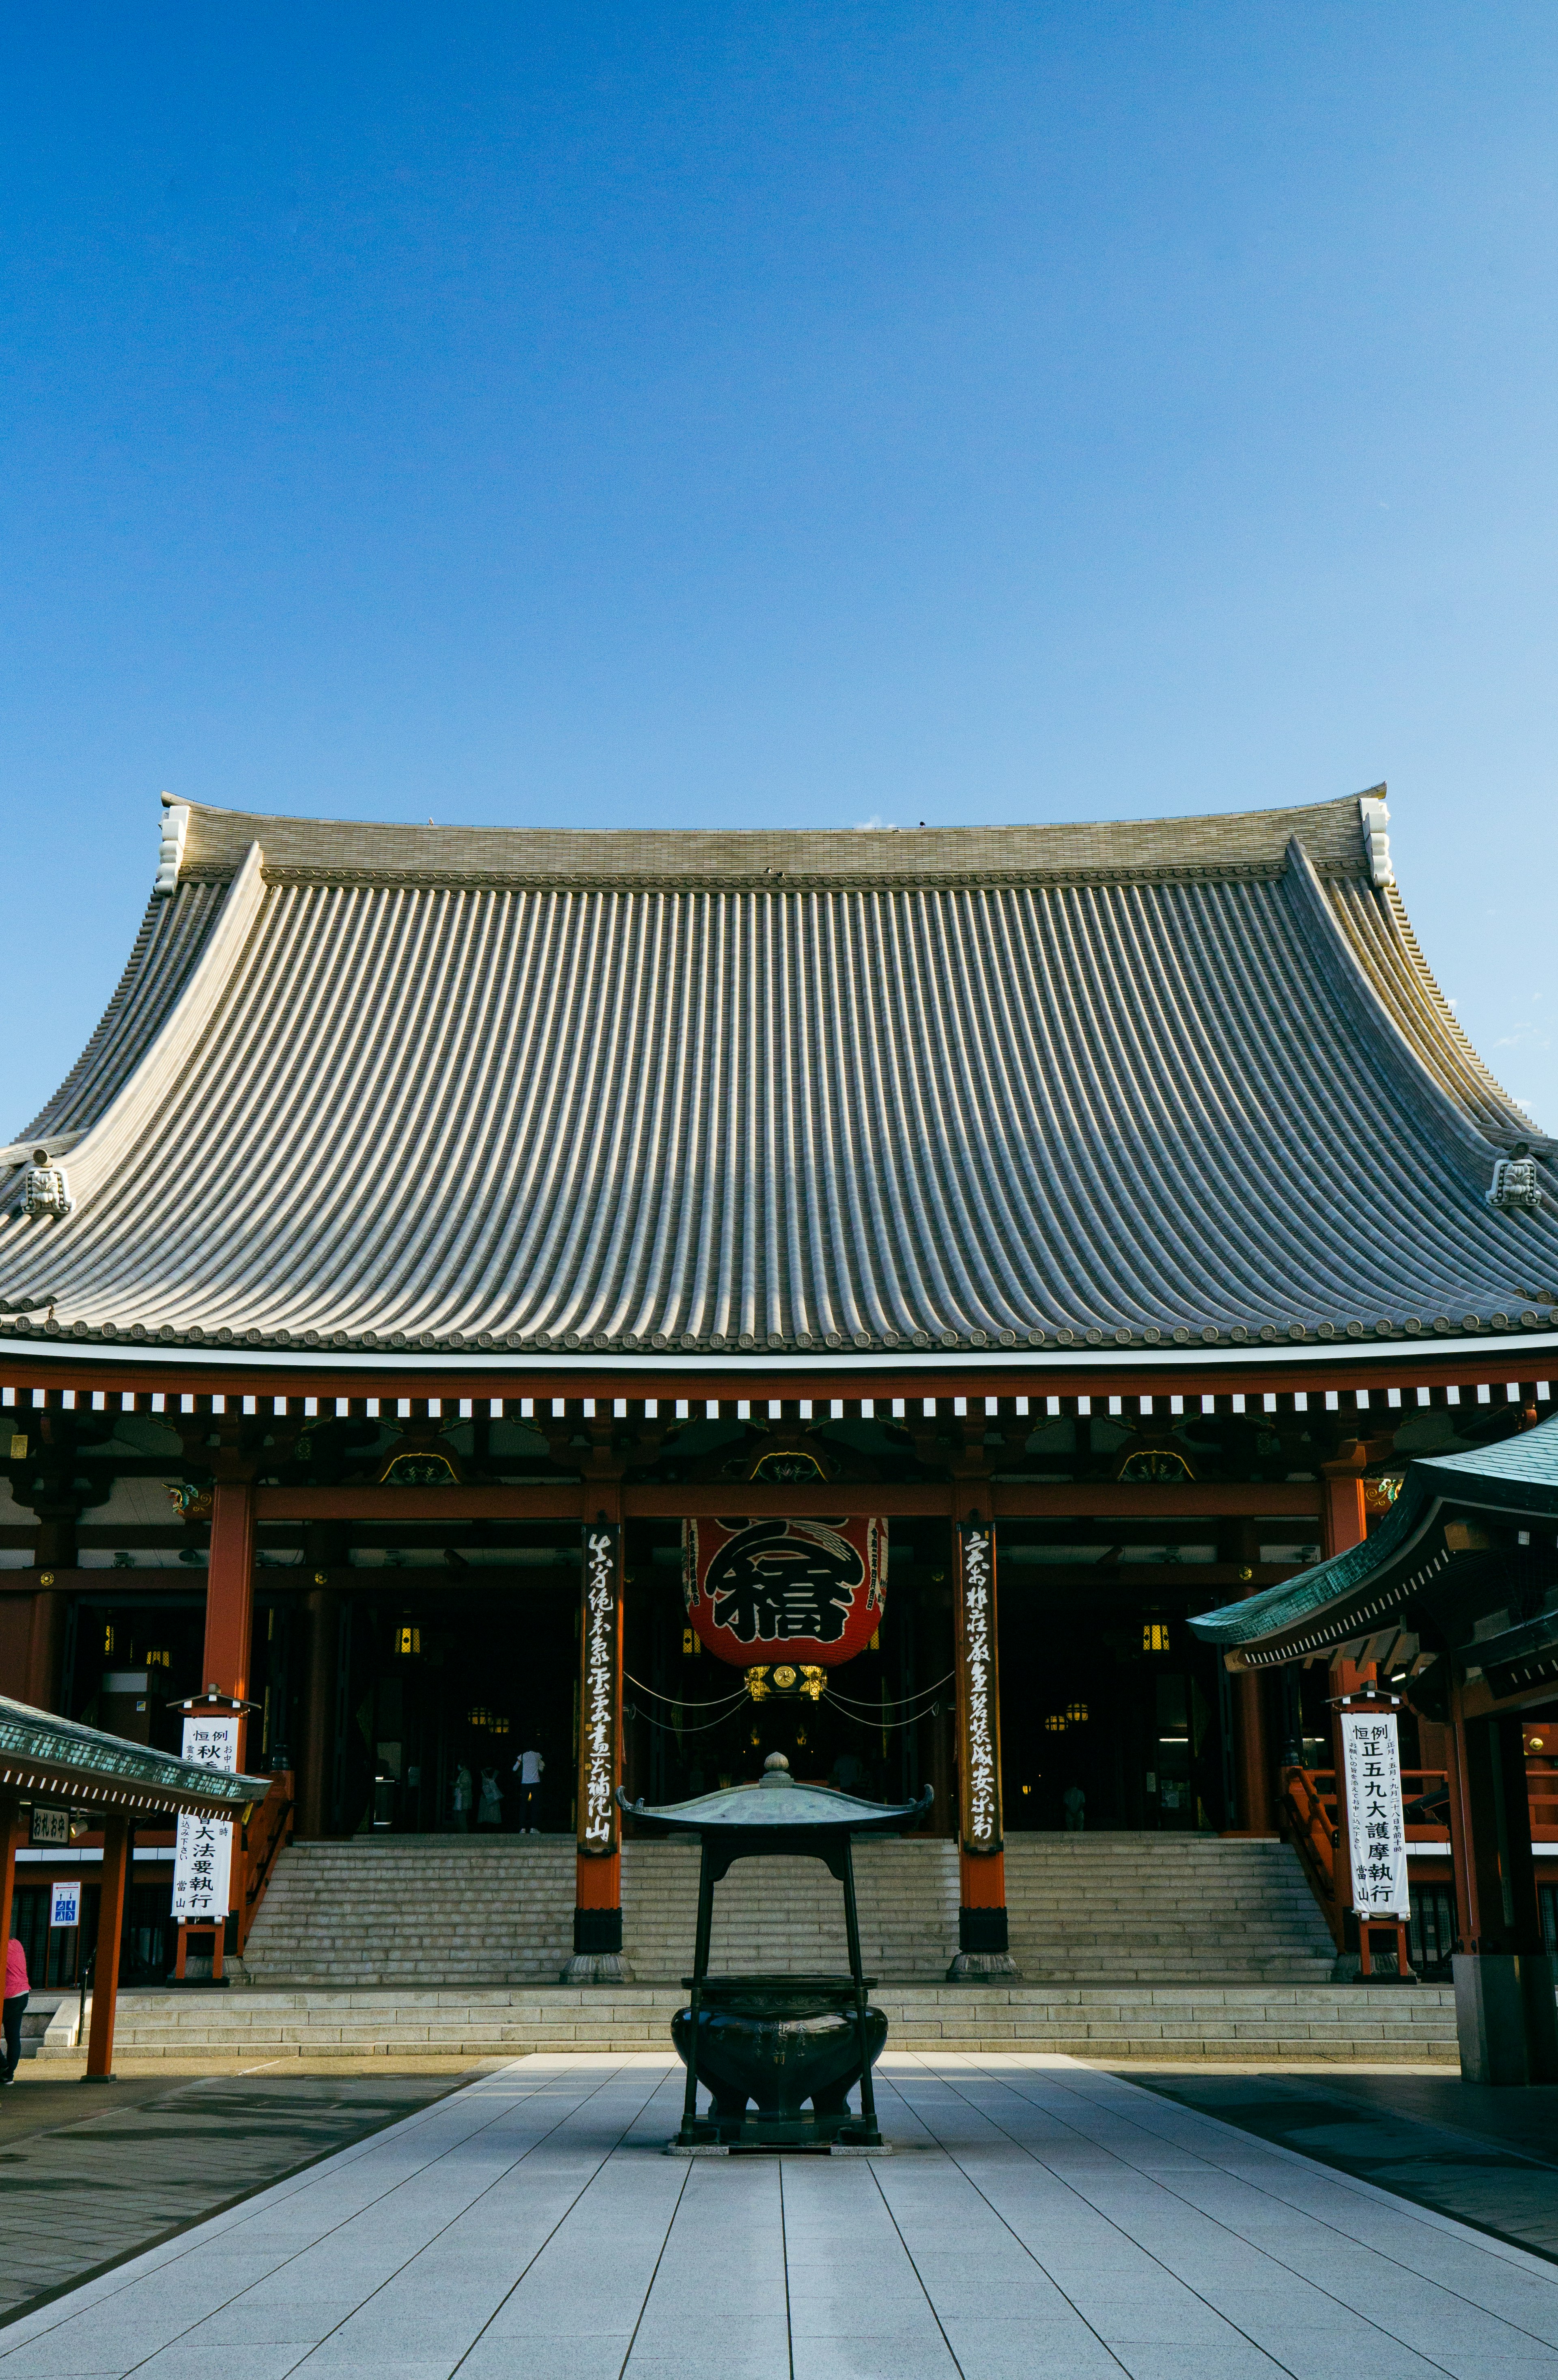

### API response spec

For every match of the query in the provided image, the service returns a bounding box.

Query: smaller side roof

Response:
[0,1694,271,1816]
[1190,1413,1558,1665]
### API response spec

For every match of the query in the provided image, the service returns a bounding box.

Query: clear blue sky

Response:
[3,4,1554,1134]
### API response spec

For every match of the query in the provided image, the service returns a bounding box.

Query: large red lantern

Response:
[682,1517,887,1668]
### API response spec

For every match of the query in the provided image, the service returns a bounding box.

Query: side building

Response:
[1,785,1554,1989]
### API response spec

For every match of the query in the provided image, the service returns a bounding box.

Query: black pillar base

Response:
[947,1904,1021,1981]
[1453,1952,1558,2084]
[562,1904,634,1984]
[574,1906,623,1956]
[958,1905,1009,1955]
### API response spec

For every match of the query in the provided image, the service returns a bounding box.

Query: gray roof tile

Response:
[4,794,1555,1354]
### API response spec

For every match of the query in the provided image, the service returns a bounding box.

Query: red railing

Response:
[1280,1759,1558,1946]
[1281,1765,1346,1944]
[236,1769,294,1956]
[1529,1754,1558,1842]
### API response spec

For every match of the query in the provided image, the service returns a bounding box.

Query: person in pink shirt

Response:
[2,1936,28,2085]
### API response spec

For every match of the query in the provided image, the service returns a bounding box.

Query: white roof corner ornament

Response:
[153,796,191,897]
[1487,1144,1542,1213]
[22,1150,74,1220]
[1358,793,1393,888]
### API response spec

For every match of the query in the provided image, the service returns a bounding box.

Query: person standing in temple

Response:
[1063,1783,1087,1832]
[512,1744,545,1832]
[476,1766,504,1828]
[2,1934,28,2085]
[451,1763,473,1831]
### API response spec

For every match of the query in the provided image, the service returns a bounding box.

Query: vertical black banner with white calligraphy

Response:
[956,1522,1003,1856]
[576,1523,622,1859]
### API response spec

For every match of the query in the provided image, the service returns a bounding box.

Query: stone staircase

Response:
[242,1838,576,1987]
[77,1979,1459,2064]
[1005,1836,1338,1984]
[54,1830,1450,2066]
[240,1832,1334,1990]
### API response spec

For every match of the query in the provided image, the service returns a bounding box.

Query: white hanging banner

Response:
[1339,1709,1411,1919]
[171,1714,240,1926]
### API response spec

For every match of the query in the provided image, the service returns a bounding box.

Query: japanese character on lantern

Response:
[683,1517,886,1667]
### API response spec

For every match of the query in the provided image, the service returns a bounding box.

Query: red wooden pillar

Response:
[84,1814,131,2082]
[1231,1670,1275,1833]
[1323,1474,1366,1560]
[0,1796,20,1983]
[24,1588,64,1711]
[197,1481,256,1954]
[202,1482,257,1764]
[1317,1472,1372,1954]
[1444,1689,1479,1954]
[297,1584,338,1839]
[949,1505,1018,1978]
[565,1506,632,1982]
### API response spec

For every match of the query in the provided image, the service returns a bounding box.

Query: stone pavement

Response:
[4,2053,1558,2378]
[1129,2067,1558,2265]
[0,2068,482,2326]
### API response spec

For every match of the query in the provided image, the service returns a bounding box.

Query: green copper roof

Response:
[0,1694,271,1808]
[1191,1412,1558,1653]
[1419,1415,1558,1493]
[621,1761,932,1836]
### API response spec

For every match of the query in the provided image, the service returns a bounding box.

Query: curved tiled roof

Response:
[3,790,1556,1358]
[24,879,232,1141]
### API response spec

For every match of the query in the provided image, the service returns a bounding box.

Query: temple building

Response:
[1,785,1555,2002]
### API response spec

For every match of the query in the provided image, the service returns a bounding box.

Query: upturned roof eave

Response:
[1190,1416,1558,1657]
[0,1693,271,1811]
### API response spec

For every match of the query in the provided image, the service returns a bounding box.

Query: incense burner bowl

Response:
[673,1972,887,2139]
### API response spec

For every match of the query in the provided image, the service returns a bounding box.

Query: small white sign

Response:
[49,1879,81,1930]
[171,1714,239,1926]
[1340,1708,1411,1919]
[30,1807,70,1848]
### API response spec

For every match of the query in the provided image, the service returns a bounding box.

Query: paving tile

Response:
[938,2316,1130,2380]
[1249,2334,1476,2380]
[131,2350,316,2380]
[1109,2350,1297,2379]
[460,2347,628,2380]
[7,2053,1558,2380]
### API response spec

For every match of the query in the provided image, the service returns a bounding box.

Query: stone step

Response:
[64,1980,1461,2064]
[242,1831,1339,1990]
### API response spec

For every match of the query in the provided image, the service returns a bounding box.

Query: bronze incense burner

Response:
[620,1755,932,2150]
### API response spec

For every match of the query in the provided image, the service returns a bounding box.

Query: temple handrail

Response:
[1280,1758,1558,1947]
[237,1769,295,1954]
[1278,1764,1343,1946]
[1291,1763,1556,1842]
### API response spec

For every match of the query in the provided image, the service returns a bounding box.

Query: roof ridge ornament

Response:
[154,793,190,896]
[22,1149,73,1220]
[1358,791,1393,887]
[1488,1143,1543,1212]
